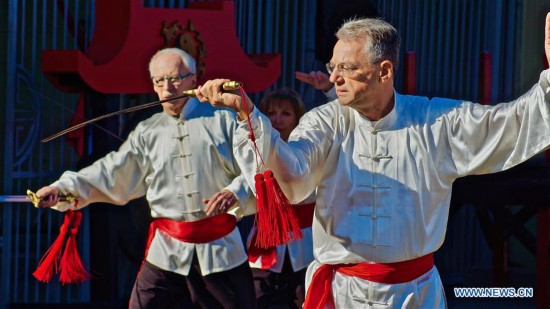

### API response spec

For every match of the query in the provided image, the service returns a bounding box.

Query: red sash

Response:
[248,203,315,269]
[303,254,434,309]
[143,214,237,264]
[294,202,315,228]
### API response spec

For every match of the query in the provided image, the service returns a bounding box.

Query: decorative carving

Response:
[162,20,207,79]
[42,1,281,94]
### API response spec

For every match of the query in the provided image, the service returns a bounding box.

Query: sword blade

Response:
[0,195,31,203]
[40,81,243,143]
[0,191,73,207]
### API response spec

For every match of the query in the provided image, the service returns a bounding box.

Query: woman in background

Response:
[248,88,315,309]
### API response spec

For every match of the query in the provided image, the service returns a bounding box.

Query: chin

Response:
[338,99,352,107]
[162,104,179,114]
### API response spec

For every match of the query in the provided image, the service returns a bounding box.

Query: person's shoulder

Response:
[135,111,168,129]
[397,93,463,110]
[214,105,238,118]
[429,96,464,107]
[122,111,168,143]
[299,100,343,131]
[396,93,433,105]
[193,101,236,118]
[308,99,342,116]
[188,101,239,132]
[396,93,468,125]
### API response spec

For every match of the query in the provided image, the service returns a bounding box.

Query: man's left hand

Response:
[203,189,237,216]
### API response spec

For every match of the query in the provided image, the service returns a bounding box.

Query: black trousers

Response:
[252,252,307,309]
[129,254,257,309]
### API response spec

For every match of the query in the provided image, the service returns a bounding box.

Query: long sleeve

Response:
[50,130,148,211]
[233,106,334,204]
[224,173,256,217]
[443,70,550,177]
[232,70,550,265]
[48,99,254,276]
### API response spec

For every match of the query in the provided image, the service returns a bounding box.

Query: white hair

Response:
[148,48,196,75]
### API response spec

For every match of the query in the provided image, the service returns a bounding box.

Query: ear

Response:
[379,60,394,83]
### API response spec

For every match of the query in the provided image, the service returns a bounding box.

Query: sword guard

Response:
[26,190,77,208]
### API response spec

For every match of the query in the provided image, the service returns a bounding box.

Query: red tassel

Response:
[238,87,302,248]
[33,211,74,282]
[59,211,89,284]
[254,173,267,215]
[252,172,271,247]
[253,170,303,248]
[33,210,89,284]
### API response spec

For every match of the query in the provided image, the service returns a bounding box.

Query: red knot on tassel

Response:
[33,209,89,284]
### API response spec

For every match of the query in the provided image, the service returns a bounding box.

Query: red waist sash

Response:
[143,214,237,263]
[303,253,434,309]
[294,202,315,229]
[248,202,315,269]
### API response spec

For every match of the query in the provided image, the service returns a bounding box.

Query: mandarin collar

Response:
[356,91,398,131]
[165,97,198,122]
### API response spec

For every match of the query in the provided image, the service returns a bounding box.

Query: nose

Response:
[162,79,177,94]
[328,69,341,83]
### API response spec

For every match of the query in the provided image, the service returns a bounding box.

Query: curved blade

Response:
[40,81,243,143]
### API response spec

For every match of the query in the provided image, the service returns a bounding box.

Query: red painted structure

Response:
[479,51,492,105]
[403,51,416,95]
[42,0,281,94]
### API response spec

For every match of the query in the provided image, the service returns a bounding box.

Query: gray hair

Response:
[336,18,400,68]
[148,48,197,75]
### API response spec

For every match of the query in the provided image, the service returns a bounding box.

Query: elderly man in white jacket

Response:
[197,14,550,308]
[37,48,257,309]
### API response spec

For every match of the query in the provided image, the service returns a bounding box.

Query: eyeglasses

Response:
[326,63,363,78]
[151,73,193,87]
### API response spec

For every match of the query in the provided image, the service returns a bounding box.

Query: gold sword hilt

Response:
[26,190,77,208]
[182,81,243,97]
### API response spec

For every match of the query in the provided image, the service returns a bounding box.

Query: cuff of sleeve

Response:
[236,108,261,140]
[223,183,247,204]
[237,106,259,124]
[222,185,248,220]
[49,180,82,211]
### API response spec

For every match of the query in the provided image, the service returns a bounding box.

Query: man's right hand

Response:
[35,186,60,207]
[196,79,254,120]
